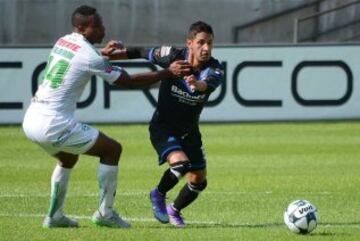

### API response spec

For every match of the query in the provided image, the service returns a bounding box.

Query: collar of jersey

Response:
[71,32,101,56]
[71,32,86,40]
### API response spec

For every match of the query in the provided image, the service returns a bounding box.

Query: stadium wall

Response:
[0,44,359,124]
[0,0,331,45]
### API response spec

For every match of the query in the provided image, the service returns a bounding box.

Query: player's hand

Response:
[168,60,193,78]
[185,74,196,84]
[185,75,207,92]
[101,40,124,56]
[185,75,197,91]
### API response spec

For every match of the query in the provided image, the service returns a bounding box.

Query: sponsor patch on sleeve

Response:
[160,46,172,57]
[214,68,224,76]
[105,66,122,73]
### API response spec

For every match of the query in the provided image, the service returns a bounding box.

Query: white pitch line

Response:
[0,213,217,225]
[0,213,359,228]
[0,191,332,198]
[0,192,147,198]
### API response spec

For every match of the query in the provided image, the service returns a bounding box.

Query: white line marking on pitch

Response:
[0,191,332,198]
[0,213,359,228]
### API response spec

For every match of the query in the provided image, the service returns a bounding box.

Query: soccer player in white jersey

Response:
[22,5,192,228]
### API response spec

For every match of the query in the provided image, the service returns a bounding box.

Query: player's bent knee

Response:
[170,160,191,179]
[188,180,207,193]
[106,140,122,158]
[98,140,122,165]
[55,152,79,168]
[113,141,122,156]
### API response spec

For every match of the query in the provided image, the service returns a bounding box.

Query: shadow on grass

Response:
[320,222,360,226]
[141,222,284,229]
[187,223,283,229]
[310,232,346,237]
[142,221,360,230]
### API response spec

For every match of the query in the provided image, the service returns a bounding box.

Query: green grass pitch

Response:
[0,122,359,241]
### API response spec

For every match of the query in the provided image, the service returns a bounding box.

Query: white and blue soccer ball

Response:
[284,200,319,234]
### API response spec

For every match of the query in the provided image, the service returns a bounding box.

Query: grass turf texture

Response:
[0,122,359,241]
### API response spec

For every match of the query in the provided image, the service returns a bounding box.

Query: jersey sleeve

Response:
[203,60,224,93]
[88,56,122,84]
[147,46,179,68]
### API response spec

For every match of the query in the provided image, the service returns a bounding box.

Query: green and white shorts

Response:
[22,103,99,155]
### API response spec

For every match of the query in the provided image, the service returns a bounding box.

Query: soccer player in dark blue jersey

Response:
[107,21,224,227]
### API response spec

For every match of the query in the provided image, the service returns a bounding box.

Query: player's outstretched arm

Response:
[113,60,192,88]
[101,40,126,58]
[103,46,150,60]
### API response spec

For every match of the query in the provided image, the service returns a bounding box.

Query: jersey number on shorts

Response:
[43,55,70,89]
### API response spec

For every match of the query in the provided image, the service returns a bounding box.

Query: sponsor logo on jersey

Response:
[105,66,121,73]
[214,68,223,76]
[160,46,172,57]
[56,38,81,52]
[105,66,113,73]
[167,136,177,142]
[52,46,75,59]
[171,85,206,105]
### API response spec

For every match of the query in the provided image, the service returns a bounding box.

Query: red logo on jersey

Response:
[56,39,81,52]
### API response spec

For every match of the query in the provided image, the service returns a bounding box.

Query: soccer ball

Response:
[284,200,319,234]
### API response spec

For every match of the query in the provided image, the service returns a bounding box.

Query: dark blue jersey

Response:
[147,46,224,134]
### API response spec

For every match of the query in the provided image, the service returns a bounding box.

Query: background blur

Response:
[1,0,360,46]
[2,0,360,124]
[1,2,360,240]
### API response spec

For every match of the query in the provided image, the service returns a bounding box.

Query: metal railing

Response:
[232,0,323,43]
[293,0,360,43]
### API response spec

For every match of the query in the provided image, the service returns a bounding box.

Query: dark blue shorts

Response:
[149,123,207,170]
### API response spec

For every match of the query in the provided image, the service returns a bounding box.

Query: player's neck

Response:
[73,29,94,44]
[188,52,203,70]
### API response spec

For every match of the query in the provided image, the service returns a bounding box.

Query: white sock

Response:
[98,163,119,217]
[48,164,71,219]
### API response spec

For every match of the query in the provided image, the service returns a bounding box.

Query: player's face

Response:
[187,32,213,64]
[83,14,105,44]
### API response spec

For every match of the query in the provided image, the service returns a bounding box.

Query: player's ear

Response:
[76,25,86,33]
[186,39,192,48]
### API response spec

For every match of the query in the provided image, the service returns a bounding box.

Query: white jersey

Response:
[34,32,122,116]
[22,32,122,155]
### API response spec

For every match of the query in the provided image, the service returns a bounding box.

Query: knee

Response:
[188,180,207,193]
[113,141,122,157]
[104,140,122,165]
[170,160,191,178]
[104,138,122,156]
[58,154,79,169]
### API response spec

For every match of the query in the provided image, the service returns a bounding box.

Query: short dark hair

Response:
[71,5,97,27]
[187,21,214,39]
